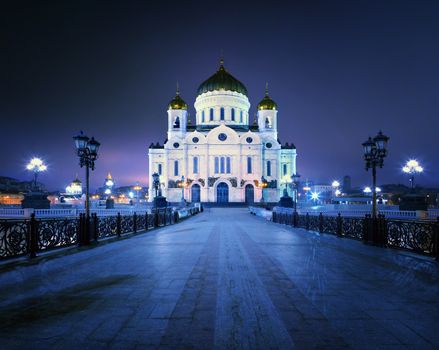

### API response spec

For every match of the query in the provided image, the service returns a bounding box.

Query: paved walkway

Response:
[1,208,439,349]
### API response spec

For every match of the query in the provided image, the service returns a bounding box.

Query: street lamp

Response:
[26,157,47,190]
[152,172,160,198]
[291,173,301,211]
[402,159,423,189]
[73,131,100,227]
[178,176,186,205]
[259,176,268,203]
[133,184,142,206]
[362,130,389,218]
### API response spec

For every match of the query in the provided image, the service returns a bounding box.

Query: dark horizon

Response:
[2,0,439,191]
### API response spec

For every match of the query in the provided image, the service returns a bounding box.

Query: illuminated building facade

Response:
[148,60,297,203]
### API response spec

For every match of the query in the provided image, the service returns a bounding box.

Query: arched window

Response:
[247,157,252,174]
[214,157,219,173]
[231,108,235,121]
[220,107,225,120]
[265,117,270,128]
[220,157,225,173]
[158,164,162,175]
[210,108,214,121]
[240,111,243,123]
[283,164,287,176]
[193,157,198,174]
[226,157,231,174]
[267,161,271,176]
[202,111,205,123]
[174,160,179,176]
[174,116,180,128]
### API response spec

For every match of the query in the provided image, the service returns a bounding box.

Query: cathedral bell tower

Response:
[167,83,188,139]
[257,83,278,136]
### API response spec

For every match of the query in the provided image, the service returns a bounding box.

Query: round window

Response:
[266,142,272,148]
[218,133,227,141]
[192,137,199,143]
[173,142,180,148]
[246,137,253,143]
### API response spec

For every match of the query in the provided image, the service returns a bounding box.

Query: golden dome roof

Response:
[257,83,277,111]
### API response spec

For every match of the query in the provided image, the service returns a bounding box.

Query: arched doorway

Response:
[217,183,229,203]
[245,184,254,204]
[191,184,201,203]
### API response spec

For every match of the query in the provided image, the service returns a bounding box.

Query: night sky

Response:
[2,0,439,190]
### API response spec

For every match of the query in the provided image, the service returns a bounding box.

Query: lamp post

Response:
[26,157,47,191]
[402,159,423,190]
[73,131,100,243]
[133,184,142,206]
[362,131,389,219]
[291,173,301,211]
[259,176,268,203]
[179,176,185,205]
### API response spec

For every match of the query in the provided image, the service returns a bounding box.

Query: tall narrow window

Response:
[283,164,287,176]
[158,164,162,175]
[202,111,205,123]
[174,116,180,128]
[193,157,198,174]
[226,157,231,174]
[220,157,225,173]
[231,108,235,121]
[240,111,243,123]
[210,108,214,121]
[174,160,179,176]
[267,160,271,176]
[214,157,219,173]
[247,157,252,174]
[220,107,225,120]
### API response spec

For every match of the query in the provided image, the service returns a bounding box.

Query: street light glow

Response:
[311,191,319,201]
[26,157,47,172]
[331,180,340,188]
[363,186,372,193]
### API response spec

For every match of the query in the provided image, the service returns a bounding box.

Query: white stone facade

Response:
[148,64,297,203]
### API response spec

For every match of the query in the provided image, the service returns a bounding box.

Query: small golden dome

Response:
[257,83,277,111]
[168,83,188,110]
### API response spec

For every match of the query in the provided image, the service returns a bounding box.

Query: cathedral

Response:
[148,59,297,203]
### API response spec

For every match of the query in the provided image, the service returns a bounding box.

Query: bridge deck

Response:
[1,208,438,349]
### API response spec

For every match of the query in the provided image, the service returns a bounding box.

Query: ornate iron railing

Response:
[271,208,439,258]
[0,205,201,260]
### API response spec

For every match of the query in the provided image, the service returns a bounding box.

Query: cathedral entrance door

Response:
[245,184,254,204]
[216,183,229,203]
[191,184,201,202]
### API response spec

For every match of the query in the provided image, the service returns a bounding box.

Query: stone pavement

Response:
[0,208,439,349]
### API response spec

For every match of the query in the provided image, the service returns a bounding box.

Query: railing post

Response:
[78,213,84,246]
[133,212,137,233]
[336,213,342,237]
[117,212,121,237]
[319,213,324,233]
[154,209,159,228]
[145,212,149,230]
[28,213,38,258]
[378,214,387,246]
[293,211,299,227]
[92,213,99,242]
[305,213,310,231]
[435,218,439,260]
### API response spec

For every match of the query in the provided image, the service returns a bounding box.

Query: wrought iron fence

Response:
[0,206,200,260]
[272,209,439,258]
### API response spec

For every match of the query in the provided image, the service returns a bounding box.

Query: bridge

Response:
[1,208,438,349]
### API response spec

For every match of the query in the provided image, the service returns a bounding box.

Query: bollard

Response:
[336,213,343,237]
[28,213,38,258]
[117,212,121,237]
